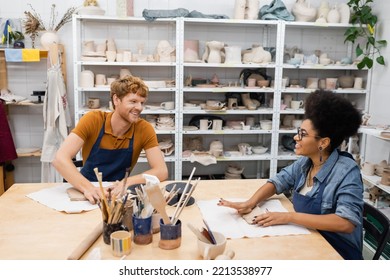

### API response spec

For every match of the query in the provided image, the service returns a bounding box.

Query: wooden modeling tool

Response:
[145,184,171,225]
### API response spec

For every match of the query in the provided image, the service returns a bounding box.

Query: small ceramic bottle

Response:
[327,5,340,23]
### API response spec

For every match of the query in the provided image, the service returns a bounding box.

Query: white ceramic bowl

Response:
[260,120,272,130]
[252,146,268,154]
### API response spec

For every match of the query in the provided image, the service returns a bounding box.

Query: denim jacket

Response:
[268,149,364,255]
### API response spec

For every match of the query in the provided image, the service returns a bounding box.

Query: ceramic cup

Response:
[292,119,303,129]
[116,53,124,62]
[290,100,304,110]
[354,77,363,89]
[151,212,162,234]
[200,119,212,130]
[132,214,153,245]
[228,98,238,109]
[212,119,223,130]
[158,218,182,250]
[247,78,256,87]
[160,101,175,110]
[245,116,255,127]
[107,77,117,86]
[361,162,375,176]
[283,94,293,108]
[123,51,132,62]
[197,231,227,260]
[88,97,100,109]
[326,78,338,90]
[106,50,116,62]
[95,74,106,86]
[260,120,272,130]
[110,230,132,257]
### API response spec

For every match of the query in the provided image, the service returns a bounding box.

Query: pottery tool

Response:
[171,177,200,225]
[187,223,211,243]
[166,188,180,205]
[143,174,171,225]
[67,222,102,260]
[120,167,131,197]
[203,219,217,244]
[93,168,109,222]
[171,167,196,222]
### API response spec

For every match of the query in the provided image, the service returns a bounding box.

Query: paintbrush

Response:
[187,223,211,243]
[171,167,196,222]
[203,219,217,244]
[94,168,110,221]
[120,167,131,197]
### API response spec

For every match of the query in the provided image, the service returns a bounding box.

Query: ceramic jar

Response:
[338,75,354,88]
[224,46,242,64]
[80,70,95,88]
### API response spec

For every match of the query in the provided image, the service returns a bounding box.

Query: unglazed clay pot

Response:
[338,75,354,88]
[292,0,317,22]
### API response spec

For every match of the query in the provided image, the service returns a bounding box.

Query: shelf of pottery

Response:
[358,126,390,209]
[275,20,371,174]
[72,12,371,180]
[72,15,180,179]
[180,18,279,179]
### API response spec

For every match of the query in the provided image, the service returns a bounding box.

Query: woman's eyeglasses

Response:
[296,128,321,141]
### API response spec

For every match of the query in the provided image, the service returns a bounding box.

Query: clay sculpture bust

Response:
[242,45,272,64]
[202,41,225,63]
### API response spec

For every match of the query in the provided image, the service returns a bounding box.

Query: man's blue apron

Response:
[81,121,134,182]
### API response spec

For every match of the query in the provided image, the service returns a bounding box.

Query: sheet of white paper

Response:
[196,198,310,238]
[26,183,111,213]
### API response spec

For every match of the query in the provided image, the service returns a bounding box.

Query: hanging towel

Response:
[22,49,40,62]
[5,49,40,62]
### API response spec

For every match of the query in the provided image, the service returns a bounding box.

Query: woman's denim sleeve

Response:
[267,158,304,194]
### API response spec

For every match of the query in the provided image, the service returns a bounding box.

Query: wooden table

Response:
[0,179,342,260]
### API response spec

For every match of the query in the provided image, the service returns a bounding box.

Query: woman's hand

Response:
[217,198,253,215]
[252,211,292,226]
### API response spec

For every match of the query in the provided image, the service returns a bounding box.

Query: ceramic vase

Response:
[317,1,330,19]
[234,0,246,19]
[116,0,134,17]
[246,0,260,20]
[40,31,60,50]
[338,3,351,24]
[327,5,340,23]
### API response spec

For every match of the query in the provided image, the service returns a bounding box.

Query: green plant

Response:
[344,0,387,69]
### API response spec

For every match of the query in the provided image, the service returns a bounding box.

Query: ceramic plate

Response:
[183,126,198,131]
[165,182,193,193]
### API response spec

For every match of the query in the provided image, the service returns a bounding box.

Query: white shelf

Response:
[73,16,371,179]
[362,174,390,195]
[359,127,390,141]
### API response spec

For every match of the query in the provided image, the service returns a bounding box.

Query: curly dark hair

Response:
[304,90,361,151]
